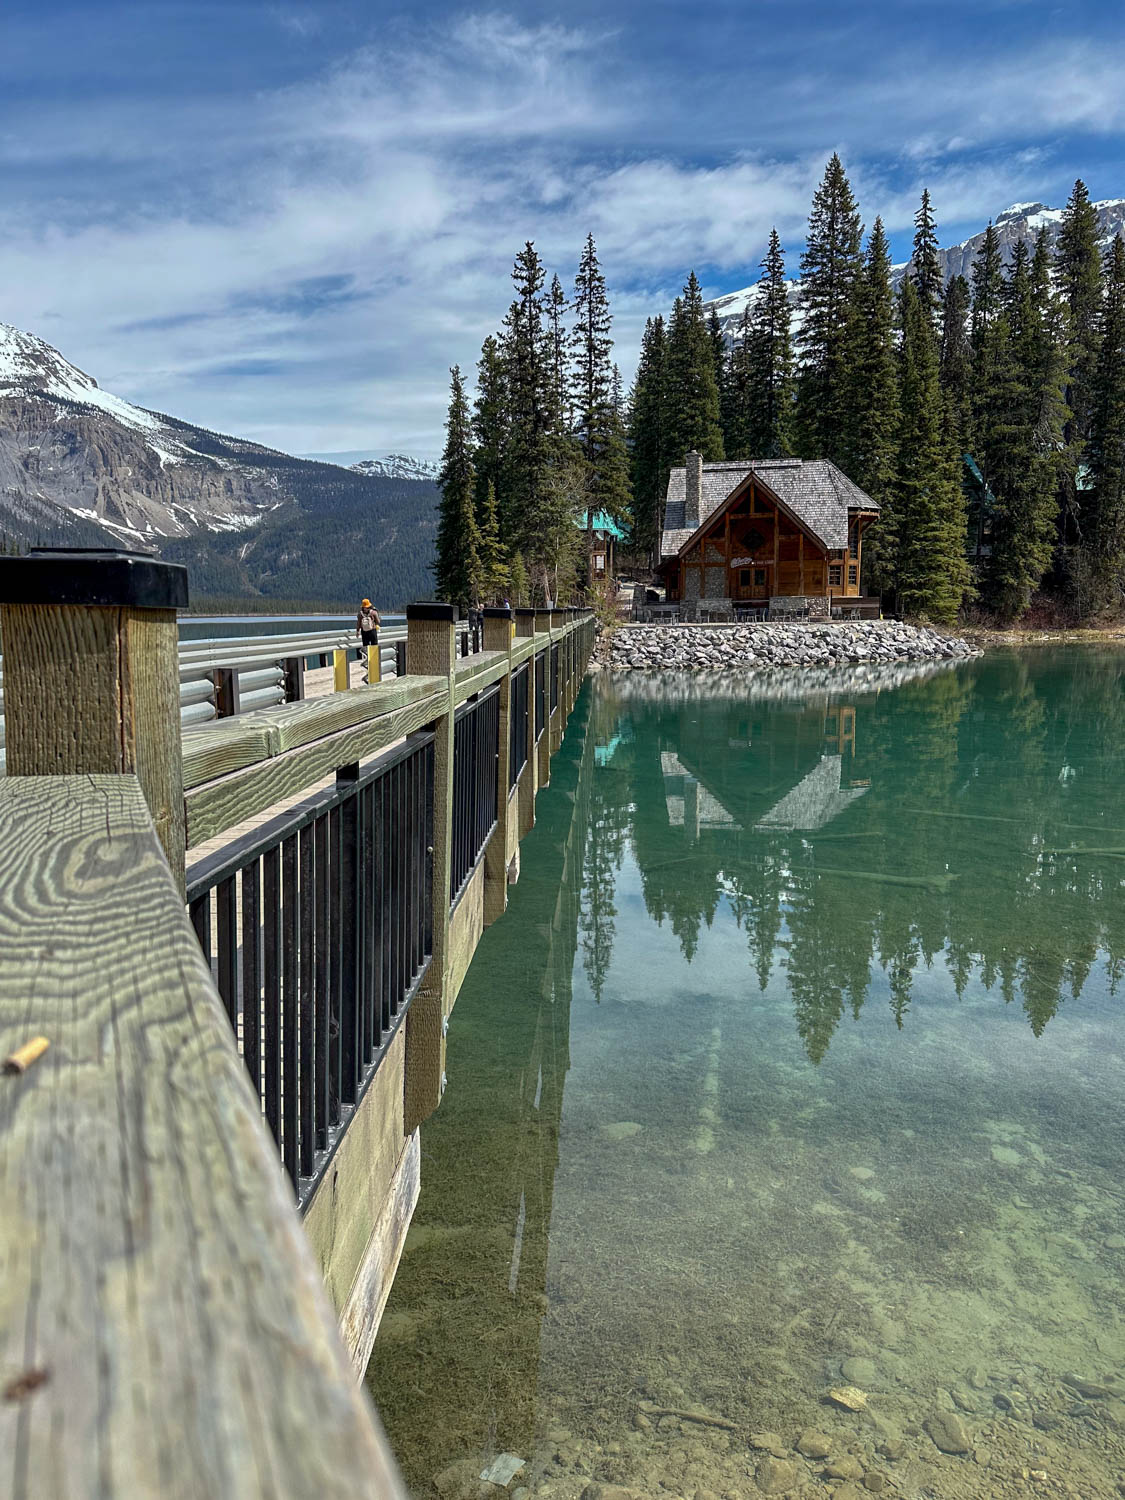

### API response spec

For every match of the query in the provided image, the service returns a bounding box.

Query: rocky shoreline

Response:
[597,622,981,673]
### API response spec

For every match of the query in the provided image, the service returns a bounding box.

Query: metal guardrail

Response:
[0,624,413,764]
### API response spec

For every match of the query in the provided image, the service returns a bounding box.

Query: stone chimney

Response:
[684,450,703,529]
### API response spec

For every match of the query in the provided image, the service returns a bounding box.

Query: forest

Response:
[439,160,1125,626]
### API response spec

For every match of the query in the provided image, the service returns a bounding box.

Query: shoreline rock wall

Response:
[598,621,981,673]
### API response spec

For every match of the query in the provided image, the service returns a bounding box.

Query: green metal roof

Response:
[577,509,627,541]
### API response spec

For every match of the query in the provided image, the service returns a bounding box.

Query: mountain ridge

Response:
[0,321,438,606]
[705,196,1125,338]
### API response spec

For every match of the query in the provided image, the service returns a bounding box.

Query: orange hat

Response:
[362,598,371,607]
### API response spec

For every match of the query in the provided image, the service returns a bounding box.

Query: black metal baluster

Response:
[378,770,392,1028]
[328,805,342,1125]
[262,846,282,1148]
[299,824,315,1180]
[242,860,261,1104]
[189,893,212,967]
[282,833,299,1188]
[216,876,238,1033]
[314,813,330,1149]
[424,739,435,958]
[339,791,359,1105]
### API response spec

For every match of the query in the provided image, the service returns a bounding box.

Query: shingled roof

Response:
[660,458,879,558]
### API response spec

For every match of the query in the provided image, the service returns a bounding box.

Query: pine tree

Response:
[796,154,863,460]
[744,228,794,458]
[977,233,1065,619]
[893,281,970,622]
[938,275,972,443]
[435,366,482,609]
[970,223,1004,351]
[546,273,571,433]
[476,479,508,604]
[1085,235,1125,604]
[628,315,670,561]
[508,549,530,606]
[708,305,728,445]
[472,335,509,529]
[721,309,752,459]
[503,242,553,562]
[594,366,632,529]
[571,233,617,557]
[666,271,724,462]
[1055,178,1105,552]
[910,188,943,329]
[841,217,900,592]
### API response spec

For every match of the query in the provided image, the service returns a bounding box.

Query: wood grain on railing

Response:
[0,774,404,1500]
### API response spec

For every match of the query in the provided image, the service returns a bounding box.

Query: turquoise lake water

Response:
[369,648,1125,1499]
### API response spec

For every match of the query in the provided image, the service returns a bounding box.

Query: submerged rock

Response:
[754,1455,797,1494]
[826,1385,868,1412]
[795,1428,833,1459]
[924,1410,972,1454]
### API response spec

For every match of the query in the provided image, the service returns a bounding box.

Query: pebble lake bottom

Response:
[368,648,1125,1500]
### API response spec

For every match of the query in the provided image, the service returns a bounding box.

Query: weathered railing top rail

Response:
[182,623,578,851]
[0,775,404,1498]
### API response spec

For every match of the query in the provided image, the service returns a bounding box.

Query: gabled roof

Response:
[660,458,879,559]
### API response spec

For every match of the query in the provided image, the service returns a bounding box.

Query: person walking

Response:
[356,597,381,646]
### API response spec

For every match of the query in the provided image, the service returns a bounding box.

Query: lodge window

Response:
[740,570,752,587]
[829,564,842,587]
[848,519,859,558]
[848,564,858,586]
[754,568,766,586]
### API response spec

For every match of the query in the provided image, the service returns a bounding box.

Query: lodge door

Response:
[733,563,771,600]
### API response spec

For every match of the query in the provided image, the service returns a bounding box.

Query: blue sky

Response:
[3,0,1125,459]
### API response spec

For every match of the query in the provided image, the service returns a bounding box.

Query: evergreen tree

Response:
[508,549,530,606]
[981,235,1065,618]
[708,305,728,446]
[435,366,482,608]
[628,315,670,561]
[476,479,508,603]
[909,188,943,329]
[503,242,553,562]
[721,308,752,459]
[571,233,617,556]
[970,223,1004,351]
[893,281,970,622]
[666,271,724,461]
[841,217,900,592]
[938,275,972,444]
[546,273,571,433]
[472,335,509,529]
[1055,178,1105,551]
[796,153,863,459]
[594,365,632,529]
[1085,235,1125,604]
[744,228,794,458]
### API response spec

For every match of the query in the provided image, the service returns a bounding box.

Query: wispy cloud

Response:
[1,5,1122,455]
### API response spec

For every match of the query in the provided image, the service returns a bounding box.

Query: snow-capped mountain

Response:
[706,197,1125,341]
[350,454,440,482]
[0,320,296,545]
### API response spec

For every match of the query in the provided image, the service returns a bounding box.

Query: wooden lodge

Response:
[658,451,880,619]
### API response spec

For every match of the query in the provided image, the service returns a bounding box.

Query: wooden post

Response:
[482,606,513,926]
[282,654,305,702]
[0,547,188,894]
[403,602,456,1133]
[514,608,537,837]
[333,648,349,691]
[366,644,381,684]
[213,665,240,719]
[533,609,552,788]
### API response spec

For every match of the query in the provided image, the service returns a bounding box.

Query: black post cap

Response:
[406,601,456,621]
[0,548,189,609]
[513,607,537,617]
[482,605,512,618]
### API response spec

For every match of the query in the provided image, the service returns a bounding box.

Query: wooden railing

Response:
[0,549,597,1496]
[186,730,435,1202]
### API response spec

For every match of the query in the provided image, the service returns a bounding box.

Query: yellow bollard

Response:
[367,644,381,684]
[333,647,349,692]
